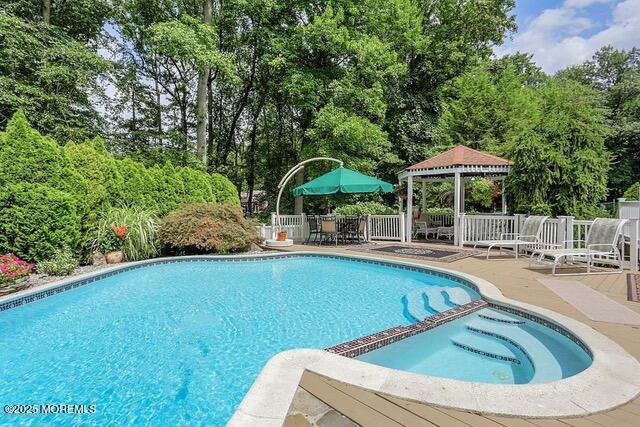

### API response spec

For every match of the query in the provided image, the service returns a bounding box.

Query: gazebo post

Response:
[454,172,461,246]
[421,181,427,214]
[501,179,507,214]
[406,175,413,243]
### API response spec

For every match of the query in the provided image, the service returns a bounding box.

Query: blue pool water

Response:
[358,308,592,384]
[0,256,481,426]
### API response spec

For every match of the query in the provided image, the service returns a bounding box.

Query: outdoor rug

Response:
[347,244,481,263]
[628,274,640,303]
[537,278,640,326]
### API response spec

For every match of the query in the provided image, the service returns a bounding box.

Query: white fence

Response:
[368,215,404,241]
[259,211,638,272]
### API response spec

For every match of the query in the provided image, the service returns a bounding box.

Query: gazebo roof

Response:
[406,146,513,171]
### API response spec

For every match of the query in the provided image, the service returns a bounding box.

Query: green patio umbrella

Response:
[292,166,394,196]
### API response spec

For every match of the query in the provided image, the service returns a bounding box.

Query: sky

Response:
[497,0,640,73]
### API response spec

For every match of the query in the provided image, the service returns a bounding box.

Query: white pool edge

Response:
[1,252,638,424]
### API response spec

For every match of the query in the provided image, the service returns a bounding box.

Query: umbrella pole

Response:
[275,157,343,232]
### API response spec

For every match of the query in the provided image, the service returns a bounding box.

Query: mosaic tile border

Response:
[478,313,524,324]
[466,325,533,367]
[0,253,482,313]
[488,303,593,358]
[451,341,521,365]
[627,273,640,303]
[325,300,488,358]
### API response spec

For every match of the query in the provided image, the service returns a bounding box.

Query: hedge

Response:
[0,183,81,262]
[0,111,240,262]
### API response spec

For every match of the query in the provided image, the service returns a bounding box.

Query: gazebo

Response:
[397,145,513,244]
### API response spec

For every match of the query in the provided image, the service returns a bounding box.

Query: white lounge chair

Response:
[529,218,627,275]
[474,215,548,260]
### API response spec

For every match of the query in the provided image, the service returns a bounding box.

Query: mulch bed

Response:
[627,273,640,303]
[347,243,481,263]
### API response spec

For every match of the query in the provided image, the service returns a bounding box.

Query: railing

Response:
[259,212,638,271]
[368,215,404,241]
[539,218,561,249]
[422,212,454,227]
[573,220,593,245]
[460,215,518,244]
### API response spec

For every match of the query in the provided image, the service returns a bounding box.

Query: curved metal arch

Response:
[275,157,344,230]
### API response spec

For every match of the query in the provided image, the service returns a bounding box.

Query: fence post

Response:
[399,214,405,243]
[557,216,568,249]
[365,215,371,242]
[565,216,574,249]
[630,218,638,273]
[270,212,277,239]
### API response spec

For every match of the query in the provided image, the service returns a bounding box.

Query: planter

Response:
[0,280,31,296]
[277,231,288,241]
[105,251,124,264]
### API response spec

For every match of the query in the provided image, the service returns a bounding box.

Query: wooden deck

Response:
[280,242,640,427]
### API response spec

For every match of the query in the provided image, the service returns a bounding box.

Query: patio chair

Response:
[474,215,548,260]
[341,216,359,244]
[529,218,627,275]
[305,214,321,244]
[319,217,339,246]
[437,226,454,240]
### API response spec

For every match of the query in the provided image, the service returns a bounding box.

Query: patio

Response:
[277,243,640,426]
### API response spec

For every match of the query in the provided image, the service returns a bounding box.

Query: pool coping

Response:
[1,252,639,424]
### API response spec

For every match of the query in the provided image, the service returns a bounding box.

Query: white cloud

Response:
[497,0,640,73]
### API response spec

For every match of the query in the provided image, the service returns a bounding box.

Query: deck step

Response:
[451,333,521,364]
[464,318,562,383]
[478,308,525,324]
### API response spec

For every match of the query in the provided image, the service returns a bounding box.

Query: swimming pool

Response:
[0,255,485,425]
[357,307,592,384]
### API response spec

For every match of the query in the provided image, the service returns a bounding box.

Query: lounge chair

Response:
[529,218,627,275]
[474,215,548,259]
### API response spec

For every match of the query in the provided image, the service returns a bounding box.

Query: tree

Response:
[558,46,640,198]
[0,13,110,141]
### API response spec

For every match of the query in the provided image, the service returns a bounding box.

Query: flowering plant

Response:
[101,225,129,253]
[0,254,34,285]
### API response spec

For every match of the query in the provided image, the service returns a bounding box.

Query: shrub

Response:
[159,203,259,254]
[0,254,34,285]
[624,182,640,200]
[37,248,79,276]
[211,173,240,204]
[90,206,160,261]
[0,183,81,262]
[335,201,396,215]
[0,110,66,187]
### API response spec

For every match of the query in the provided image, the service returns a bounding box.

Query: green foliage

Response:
[559,46,640,198]
[436,64,539,156]
[0,13,109,142]
[37,248,79,276]
[335,202,396,216]
[0,183,81,262]
[210,173,240,205]
[506,79,610,216]
[0,110,66,186]
[90,206,160,261]
[468,180,495,209]
[305,104,399,175]
[624,182,640,200]
[159,203,259,254]
[435,63,610,216]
